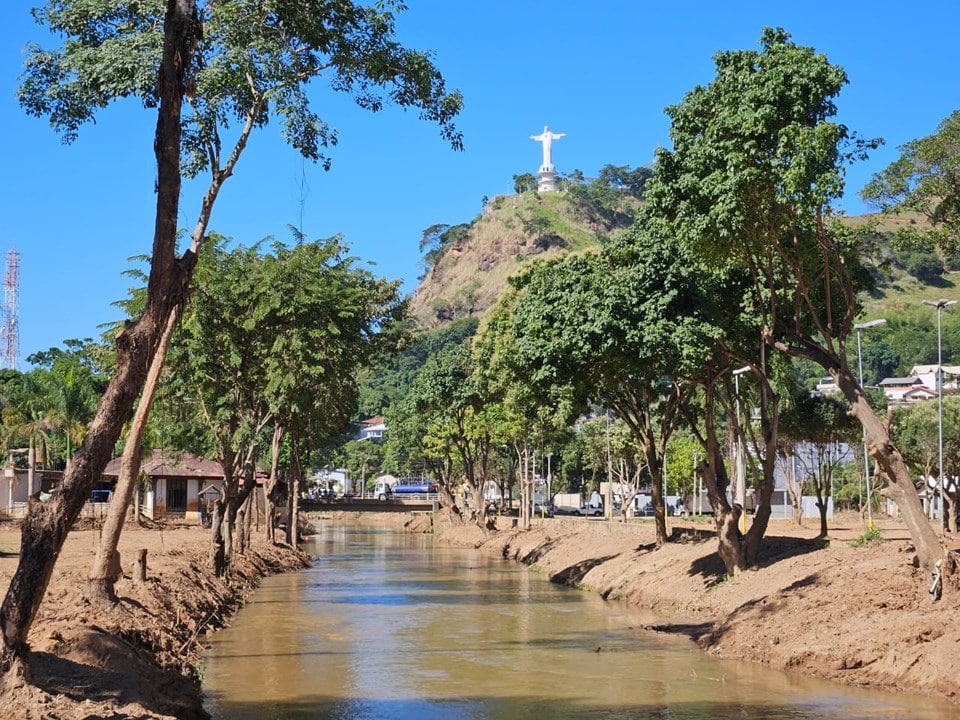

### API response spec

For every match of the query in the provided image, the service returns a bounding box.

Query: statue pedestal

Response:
[537,164,558,193]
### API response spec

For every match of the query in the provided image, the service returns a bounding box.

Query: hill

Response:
[409,200,957,367]
[409,189,639,329]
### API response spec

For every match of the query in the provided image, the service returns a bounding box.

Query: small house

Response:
[357,416,387,441]
[879,376,925,403]
[102,449,225,522]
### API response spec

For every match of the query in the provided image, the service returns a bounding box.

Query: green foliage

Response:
[357,317,478,417]
[780,391,860,447]
[2,339,109,468]
[513,173,537,194]
[862,109,960,256]
[905,251,944,283]
[325,438,385,489]
[419,223,472,278]
[892,397,960,482]
[159,234,403,460]
[562,165,647,228]
[849,524,883,547]
[665,434,701,496]
[646,27,878,362]
[19,0,463,166]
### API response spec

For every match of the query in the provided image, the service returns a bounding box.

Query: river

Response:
[203,524,956,719]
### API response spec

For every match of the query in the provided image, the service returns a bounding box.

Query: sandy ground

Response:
[0,518,310,720]
[360,509,960,705]
[0,510,958,718]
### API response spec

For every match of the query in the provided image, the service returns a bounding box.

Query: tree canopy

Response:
[862,109,960,255]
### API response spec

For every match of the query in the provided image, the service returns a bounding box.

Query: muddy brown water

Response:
[203,525,956,719]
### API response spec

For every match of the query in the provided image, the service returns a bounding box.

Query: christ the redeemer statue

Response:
[531,126,565,168]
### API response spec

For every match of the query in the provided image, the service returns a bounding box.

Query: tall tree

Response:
[644,28,946,577]
[3,0,461,674]
[503,223,715,545]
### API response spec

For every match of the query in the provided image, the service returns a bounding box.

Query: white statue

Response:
[530,125,565,168]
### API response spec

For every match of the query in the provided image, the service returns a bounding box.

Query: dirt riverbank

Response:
[0,510,958,718]
[0,519,310,720]
[345,509,960,705]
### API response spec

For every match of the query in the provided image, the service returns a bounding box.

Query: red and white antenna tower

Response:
[1,249,20,370]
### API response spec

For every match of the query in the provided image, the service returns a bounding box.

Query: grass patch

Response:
[849,524,883,547]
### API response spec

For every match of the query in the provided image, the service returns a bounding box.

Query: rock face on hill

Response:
[410,190,638,329]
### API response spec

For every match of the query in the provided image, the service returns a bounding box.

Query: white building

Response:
[909,364,960,392]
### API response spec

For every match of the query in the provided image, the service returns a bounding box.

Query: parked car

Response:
[577,504,604,517]
[637,502,656,517]
[533,502,554,517]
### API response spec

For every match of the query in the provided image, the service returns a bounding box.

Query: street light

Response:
[854,318,886,528]
[733,366,751,533]
[921,299,956,536]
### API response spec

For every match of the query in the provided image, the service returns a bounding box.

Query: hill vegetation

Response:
[410,167,645,328]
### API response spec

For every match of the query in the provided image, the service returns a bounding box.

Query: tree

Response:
[260,237,403,548]
[1,341,108,470]
[3,0,461,674]
[906,251,945,283]
[356,317,478,418]
[860,339,900,388]
[161,236,401,569]
[645,28,946,577]
[893,398,960,533]
[861,109,960,256]
[513,172,537,194]
[503,221,715,545]
[779,391,860,536]
[596,164,652,199]
[386,343,513,527]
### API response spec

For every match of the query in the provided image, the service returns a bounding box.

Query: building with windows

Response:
[102,449,226,522]
[357,416,387,441]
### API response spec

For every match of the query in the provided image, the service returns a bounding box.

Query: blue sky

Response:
[2,0,959,363]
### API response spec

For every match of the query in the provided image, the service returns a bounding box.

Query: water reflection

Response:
[204,525,955,720]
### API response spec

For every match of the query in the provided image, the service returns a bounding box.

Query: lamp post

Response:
[733,366,751,532]
[605,409,612,520]
[854,318,886,528]
[922,299,956,536]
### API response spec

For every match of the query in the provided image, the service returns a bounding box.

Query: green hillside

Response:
[410,189,639,328]
[409,199,959,385]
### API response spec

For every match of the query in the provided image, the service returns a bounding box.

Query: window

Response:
[167,477,187,511]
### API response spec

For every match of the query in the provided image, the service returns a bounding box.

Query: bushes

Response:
[906,251,944,282]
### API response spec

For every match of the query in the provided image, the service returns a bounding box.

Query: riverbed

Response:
[202,524,957,719]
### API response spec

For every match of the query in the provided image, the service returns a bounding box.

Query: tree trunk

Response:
[291,473,300,549]
[833,365,943,571]
[243,493,254,548]
[698,386,748,577]
[235,502,248,556]
[212,447,237,576]
[210,500,226,576]
[265,425,283,544]
[134,549,148,583]
[86,306,179,604]
[0,0,199,671]
[643,444,668,547]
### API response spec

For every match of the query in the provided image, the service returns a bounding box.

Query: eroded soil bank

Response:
[0,520,309,720]
[347,509,960,705]
[1,510,958,718]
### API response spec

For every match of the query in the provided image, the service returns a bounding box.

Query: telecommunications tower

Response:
[1,249,20,370]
